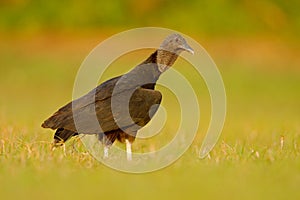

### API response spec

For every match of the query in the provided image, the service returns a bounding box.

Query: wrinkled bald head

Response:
[159,34,194,55]
[156,34,194,73]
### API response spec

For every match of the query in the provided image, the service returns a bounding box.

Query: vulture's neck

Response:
[156,49,179,72]
[143,50,179,72]
[136,50,178,90]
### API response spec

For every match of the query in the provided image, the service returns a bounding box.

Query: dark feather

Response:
[42,33,193,153]
[42,51,162,145]
[53,128,78,146]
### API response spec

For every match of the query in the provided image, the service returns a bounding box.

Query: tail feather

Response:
[41,111,72,130]
[53,128,78,147]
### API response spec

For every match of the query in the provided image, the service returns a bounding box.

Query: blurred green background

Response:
[1,1,300,200]
[1,0,300,37]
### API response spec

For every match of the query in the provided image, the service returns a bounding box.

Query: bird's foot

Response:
[125,139,132,161]
[51,139,64,151]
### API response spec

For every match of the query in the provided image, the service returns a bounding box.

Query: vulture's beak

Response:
[179,43,194,55]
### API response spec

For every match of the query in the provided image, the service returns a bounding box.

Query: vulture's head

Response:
[159,33,194,55]
[156,33,194,72]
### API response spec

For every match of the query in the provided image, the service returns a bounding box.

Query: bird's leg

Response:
[102,135,110,159]
[125,139,132,161]
[103,145,109,159]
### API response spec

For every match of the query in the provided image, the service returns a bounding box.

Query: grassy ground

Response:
[0,34,300,200]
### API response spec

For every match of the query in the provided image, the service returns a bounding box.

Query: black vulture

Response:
[42,33,194,160]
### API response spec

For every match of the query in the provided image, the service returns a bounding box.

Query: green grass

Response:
[1,35,300,200]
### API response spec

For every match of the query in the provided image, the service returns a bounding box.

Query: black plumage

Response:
[42,33,194,159]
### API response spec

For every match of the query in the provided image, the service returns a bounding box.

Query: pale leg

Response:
[125,139,132,161]
[103,146,109,159]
